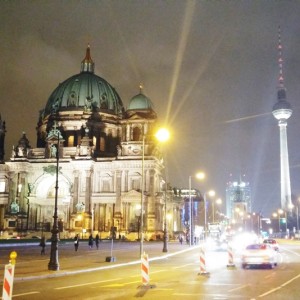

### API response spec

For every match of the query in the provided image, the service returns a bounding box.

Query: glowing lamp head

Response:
[155,128,170,142]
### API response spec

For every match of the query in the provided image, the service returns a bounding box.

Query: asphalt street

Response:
[0,240,194,282]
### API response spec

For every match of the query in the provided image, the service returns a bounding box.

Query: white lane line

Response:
[173,263,194,269]
[258,273,300,298]
[55,277,122,290]
[228,284,248,292]
[8,291,40,297]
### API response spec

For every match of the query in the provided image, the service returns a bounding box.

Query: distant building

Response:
[226,179,251,221]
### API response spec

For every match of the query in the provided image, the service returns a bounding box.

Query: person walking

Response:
[40,236,46,255]
[88,234,94,249]
[95,234,100,250]
[74,234,79,251]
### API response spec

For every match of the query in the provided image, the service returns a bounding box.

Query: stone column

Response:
[84,170,92,213]
[72,170,79,213]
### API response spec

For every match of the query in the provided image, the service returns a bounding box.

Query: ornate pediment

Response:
[121,189,141,201]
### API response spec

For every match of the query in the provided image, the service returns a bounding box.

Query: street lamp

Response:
[204,190,215,240]
[155,128,170,253]
[188,172,205,246]
[48,124,61,271]
[140,134,145,257]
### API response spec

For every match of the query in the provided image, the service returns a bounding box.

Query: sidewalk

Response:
[0,241,196,282]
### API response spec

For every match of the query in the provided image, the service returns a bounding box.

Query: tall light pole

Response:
[155,128,170,253]
[188,172,205,246]
[48,124,61,271]
[189,176,192,246]
[204,190,215,241]
[140,134,145,257]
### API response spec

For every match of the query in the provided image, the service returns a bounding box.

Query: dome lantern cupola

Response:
[81,44,94,73]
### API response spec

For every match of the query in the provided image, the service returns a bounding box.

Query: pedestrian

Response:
[179,235,183,245]
[95,234,100,249]
[88,234,94,249]
[74,234,79,251]
[40,236,46,255]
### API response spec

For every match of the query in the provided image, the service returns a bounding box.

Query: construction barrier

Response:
[198,246,209,276]
[2,251,17,300]
[227,243,236,268]
[141,252,150,285]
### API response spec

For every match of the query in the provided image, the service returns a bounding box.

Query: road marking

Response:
[258,273,300,297]
[102,280,141,287]
[8,291,40,297]
[173,292,240,298]
[173,263,194,269]
[228,284,248,292]
[55,278,122,290]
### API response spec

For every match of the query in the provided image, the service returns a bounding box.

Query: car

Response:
[263,239,279,251]
[6,236,21,240]
[241,243,278,269]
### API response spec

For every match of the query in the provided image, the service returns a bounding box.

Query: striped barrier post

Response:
[2,251,17,300]
[227,243,236,268]
[141,252,150,285]
[198,246,209,276]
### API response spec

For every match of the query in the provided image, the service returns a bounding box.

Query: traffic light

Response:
[280,218,286,224]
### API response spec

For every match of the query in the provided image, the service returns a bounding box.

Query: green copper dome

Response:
[127,87,154,111]
[43,46,125,117]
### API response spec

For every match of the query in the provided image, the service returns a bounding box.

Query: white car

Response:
[241,243,278,269]
[263,239,279,251]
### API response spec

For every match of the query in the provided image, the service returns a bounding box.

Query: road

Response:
[1,240,300,299]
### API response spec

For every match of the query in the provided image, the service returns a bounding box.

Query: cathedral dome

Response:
[127,87,154,111]
[43,46,125,117]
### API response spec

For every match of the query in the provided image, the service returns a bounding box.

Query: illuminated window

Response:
[68,135,74,146]
[100,136,105,152]
[0,182,5,192]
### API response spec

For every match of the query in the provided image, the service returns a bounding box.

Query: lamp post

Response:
[155,128,170,253]
[139,135,145,257]
[188,172,205,246]
[48,126,60,271]
[203,190,215,241]
[297,205,299,234]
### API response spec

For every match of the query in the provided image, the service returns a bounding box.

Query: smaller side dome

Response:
[127,86,155,111]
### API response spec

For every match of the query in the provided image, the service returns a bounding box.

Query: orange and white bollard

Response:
[141,252,150,285]
[227,243,236,268]
[199,246,209,276]
[2,251,17,300]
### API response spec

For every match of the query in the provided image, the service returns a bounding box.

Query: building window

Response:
[132,179,140,191]
[100,136,106,152]
[0,181,5,192]
[102,180,110,192]
[68,135,74,146]
[133,127,141,141]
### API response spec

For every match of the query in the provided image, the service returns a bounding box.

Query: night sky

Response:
[1,1,300,217]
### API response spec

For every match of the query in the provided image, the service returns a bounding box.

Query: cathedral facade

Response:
[0,46,183,239]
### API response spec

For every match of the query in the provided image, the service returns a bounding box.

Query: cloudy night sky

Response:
[1,1,300,216]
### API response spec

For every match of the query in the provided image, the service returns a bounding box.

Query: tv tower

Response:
[272,26,293,211]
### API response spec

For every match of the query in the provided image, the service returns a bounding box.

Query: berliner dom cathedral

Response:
[0,46,183,239]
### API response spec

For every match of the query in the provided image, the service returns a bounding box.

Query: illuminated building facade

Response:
[226,179,251,221]
[0,46,181,239]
